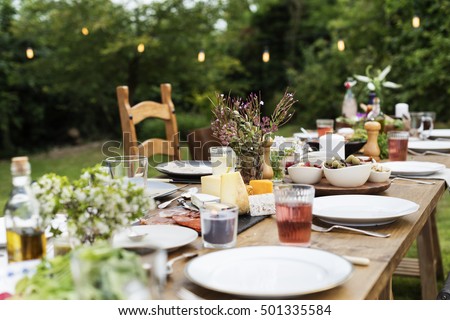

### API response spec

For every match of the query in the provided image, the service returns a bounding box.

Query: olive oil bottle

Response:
[4,157,46,262]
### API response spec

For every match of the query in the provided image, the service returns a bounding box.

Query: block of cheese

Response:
[220,172,250,215]
[249,180,273,195]
[249,193,275,216]
[191,193,220,209]
[201,175,221,197]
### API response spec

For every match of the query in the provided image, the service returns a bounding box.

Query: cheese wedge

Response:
[201,175,221,197]
[249,180,273,195]
[220,172,250,214]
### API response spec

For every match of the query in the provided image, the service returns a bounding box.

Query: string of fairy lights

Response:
[24,13,422,62]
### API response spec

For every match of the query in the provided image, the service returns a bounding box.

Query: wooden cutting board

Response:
[313,178,391,196]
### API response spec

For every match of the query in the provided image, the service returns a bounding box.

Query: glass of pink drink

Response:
[316,119,334,137]
[274,184,315,247]
[388,131,409,161]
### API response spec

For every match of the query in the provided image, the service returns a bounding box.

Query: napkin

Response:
[397,168,450,190]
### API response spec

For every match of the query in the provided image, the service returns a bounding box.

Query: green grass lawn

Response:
[1,127,449,299]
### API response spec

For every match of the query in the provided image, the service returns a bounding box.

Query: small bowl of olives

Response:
[323,155,372,187]
[288,162,323,185]
[368,164,391,183]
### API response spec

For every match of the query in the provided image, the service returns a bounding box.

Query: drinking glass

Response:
[270,148,285,183]
[316,119,334,137]
[419,112,435,140]
[388,131,409,161]
[104,155,148,188]
[209,146,236,176]
[409,112,424,138]
[274,184,315,247]
[200,204,238,249]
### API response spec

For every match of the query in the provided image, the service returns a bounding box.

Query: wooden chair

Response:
[116,84,181,161]
[187,127,222,161]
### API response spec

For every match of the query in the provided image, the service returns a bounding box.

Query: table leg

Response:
[417,216,438,299]
[430,209,445,281]
[378,278,393,300]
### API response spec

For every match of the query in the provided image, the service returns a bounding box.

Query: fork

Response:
[176,287,204,300]
[312,224,390,238]
[392,176,435,185]
[408,149,450,157]
[166,252,198,275]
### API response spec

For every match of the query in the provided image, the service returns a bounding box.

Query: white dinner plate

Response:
[156,160,212,178]
[408,140,450,153]
[382,161,445,176]
[293,132,319,140]
[112,225,198,251]
[146,180,179,198]
[422,129,450,139]
[313,195,419,226]
[185,246,353,298]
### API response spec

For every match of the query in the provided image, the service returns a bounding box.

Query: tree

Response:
[0,0,19,156]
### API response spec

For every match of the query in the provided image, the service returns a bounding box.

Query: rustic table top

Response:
[144,155,449,300]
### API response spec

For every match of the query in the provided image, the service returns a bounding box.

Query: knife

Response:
[148,178,201,184]
[177,198,199,211]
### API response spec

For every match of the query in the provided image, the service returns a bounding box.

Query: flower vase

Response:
[236,144,264,184]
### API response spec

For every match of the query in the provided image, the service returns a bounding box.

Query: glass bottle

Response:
[4,157,46,262]
[342,82,357,118]
[365,92,377,118]
[367,97,385,132]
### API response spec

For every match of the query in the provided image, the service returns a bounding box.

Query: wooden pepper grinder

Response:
[364,121,381,161]
[262,137,274,179]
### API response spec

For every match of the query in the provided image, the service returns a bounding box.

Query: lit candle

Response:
[395,103,410,119]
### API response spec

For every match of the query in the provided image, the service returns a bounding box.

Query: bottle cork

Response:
[363,121,381,161]
[11,156,31,175]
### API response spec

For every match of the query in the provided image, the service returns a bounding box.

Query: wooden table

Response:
[147,155,448,300]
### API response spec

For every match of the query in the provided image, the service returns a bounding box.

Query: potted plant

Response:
[210,90,297,183]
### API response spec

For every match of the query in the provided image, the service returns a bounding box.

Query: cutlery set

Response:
[157,187,198,209]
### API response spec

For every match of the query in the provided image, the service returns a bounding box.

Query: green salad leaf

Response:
[14,243,148,300]
[15,255,76,300]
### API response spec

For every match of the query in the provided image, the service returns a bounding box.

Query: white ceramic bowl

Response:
[368,165,391,183]
[288,166,323,185]
[301,151,327,166]
[323,163,371,187]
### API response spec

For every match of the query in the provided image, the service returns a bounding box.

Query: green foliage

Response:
[0,0,449,160]
[0,0,233,157]
[14,242,147,299]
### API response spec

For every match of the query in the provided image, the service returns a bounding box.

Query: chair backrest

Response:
[187,127,222,161]
[116,84,181,161]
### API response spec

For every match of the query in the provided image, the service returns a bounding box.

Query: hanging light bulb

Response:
[337,39,345,51]
[262,47,270,63]
[412,15,420,28]
[137,43,145,53]
[26,47,34,59]
[81,27,89,36]
[197,50,205,62]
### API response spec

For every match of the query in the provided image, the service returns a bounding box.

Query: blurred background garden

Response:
[1,0,449,299]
